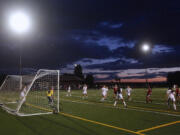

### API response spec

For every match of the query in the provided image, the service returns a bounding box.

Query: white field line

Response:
[61,98,180,117]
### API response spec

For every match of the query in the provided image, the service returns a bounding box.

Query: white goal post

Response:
[0,69,60,116]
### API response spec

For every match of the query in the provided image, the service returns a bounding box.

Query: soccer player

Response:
[16,85,28,111]
[168,89,177,110]
[113,84,118,98]
[50,86,54,102]
[175,85,180,103]
[126,86,132,101]
[47,87,54,105]
[82,84,88,99]
[101,85,108,101]
[166,87,172,107]
[66,85,72,96]
[146,86,152,103]
[113,86,127,107]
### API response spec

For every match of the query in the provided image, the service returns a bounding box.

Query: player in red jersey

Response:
[113,84,118,98]
[175,85,180,103]
[146,86,152,103]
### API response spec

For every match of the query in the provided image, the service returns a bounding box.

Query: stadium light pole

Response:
[8,10,31,89]
[141,43,151,87]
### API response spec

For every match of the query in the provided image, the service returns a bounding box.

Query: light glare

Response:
[142,44,150,52]
[9,11,30,34]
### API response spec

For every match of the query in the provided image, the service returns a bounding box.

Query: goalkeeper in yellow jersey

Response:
[47,86,54,105]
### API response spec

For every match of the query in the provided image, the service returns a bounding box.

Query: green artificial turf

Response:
[0,88,180,135]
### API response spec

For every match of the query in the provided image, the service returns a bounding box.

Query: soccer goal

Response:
[0,69,60,116]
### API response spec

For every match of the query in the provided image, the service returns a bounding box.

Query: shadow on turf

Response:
[38,115,99,135]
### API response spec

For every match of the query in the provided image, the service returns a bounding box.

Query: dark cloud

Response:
[0,0,180,79]
[0,37,112,69]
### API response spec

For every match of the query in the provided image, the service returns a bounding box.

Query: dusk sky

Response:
[0,0,180,81]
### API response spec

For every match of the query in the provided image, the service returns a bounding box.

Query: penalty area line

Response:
[26,103,144,135]
[59,112,145,135]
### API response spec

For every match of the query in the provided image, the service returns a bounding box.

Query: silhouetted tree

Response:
[167,71,180,86]
[74,64,84,79]
[85,74,94,87]
[115,77,121,84]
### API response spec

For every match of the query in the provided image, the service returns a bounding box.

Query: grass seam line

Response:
[136,120,180,133]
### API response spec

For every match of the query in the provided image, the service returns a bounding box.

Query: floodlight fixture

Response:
[142,44,150,52]
[9,11,31,34]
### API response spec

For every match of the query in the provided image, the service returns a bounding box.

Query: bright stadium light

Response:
[8,10,32,89]
[9,11,31,34]
[142,44,150,52]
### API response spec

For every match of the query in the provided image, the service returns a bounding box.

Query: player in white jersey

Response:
[66,85,72,96]
[16,85,28,111]
[168,89,177,110]
[101,85,108,101]
[114,87,127,107]
[167,89,176,110]
[82,84,88,99]
[126,86,132,101]
[166,87,171,106]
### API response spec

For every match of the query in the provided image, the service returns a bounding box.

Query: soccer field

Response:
[0,88,180,135]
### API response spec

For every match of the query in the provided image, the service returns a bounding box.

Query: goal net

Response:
[0,69,60,116]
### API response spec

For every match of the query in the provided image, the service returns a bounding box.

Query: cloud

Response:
[73,58,120,67]
[99,21,123,29]
[72,29,136,50]
[110,23,123,29]
[84,36,136,50]
[93,67,180,80]
[1,0,180,78]
[152,45,175,54]
[94,74,110,79]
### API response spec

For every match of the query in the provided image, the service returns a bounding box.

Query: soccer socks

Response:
[173,103,177,110]
[123,101,127,107]
[114,101,117,106]
[66,93,71,97]
[101,97,104,101]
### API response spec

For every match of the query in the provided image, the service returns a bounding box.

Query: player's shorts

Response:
[83,91,87,94]
[146,94,151,98]
[21,97,26,103]
[68,90,71,93]
[114,91,117,95]
[117,94,123,99]
[47,96,52,103]
[170,97,176,102]
[127,93,131,96]
[102,92,107,97]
